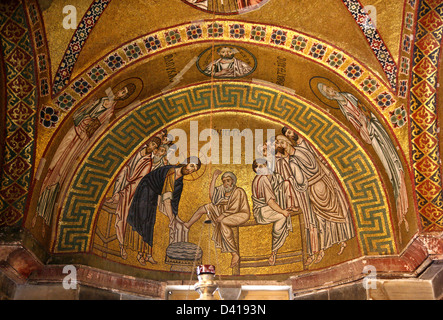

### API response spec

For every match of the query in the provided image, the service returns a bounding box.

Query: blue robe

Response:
[127,165,183,247]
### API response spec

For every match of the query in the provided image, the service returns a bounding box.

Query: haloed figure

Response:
[204,46,253,78]
[35,84,137,236]
[317,82,409,232]
[184,170,250,268]
[127,157,201,265]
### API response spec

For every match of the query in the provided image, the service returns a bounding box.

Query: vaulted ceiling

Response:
[1,0,443,293]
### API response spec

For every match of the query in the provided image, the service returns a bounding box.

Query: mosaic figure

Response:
[127,157,202,265]
[251,159,294,265]
[107,136,161,260]
[282,127,355,262]
[184,170,251,268]
[316,82,409,232]
[272,134,320,264]
[34,83,137,235]
[203,46,253,78]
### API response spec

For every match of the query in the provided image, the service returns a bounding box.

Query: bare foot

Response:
[31,214,37,228]
[230,253,240,268]
[268,251,277,266]
[305,255,314,266]
[337,242,346,255]
[137,252,146,266]
[403,220,409,232]
[314,250,324,263]
[120,245,127,260]
[146,255,157,264]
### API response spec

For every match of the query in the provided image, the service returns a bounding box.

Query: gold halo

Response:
[309,76,341,110]
[111,77,144,111]
[183,163,207,182]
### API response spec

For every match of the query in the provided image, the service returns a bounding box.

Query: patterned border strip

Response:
[387,0,419,130]
[0,0,37,227]
[51,0,112,96]
[53,82,394,255]
[341,0,399,91]
[409,0,443,231]
[24,1,55,128]
[46,20,399,130]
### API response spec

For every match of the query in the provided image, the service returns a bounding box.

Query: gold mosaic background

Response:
[92,111,361,276]
[0,0,438,283]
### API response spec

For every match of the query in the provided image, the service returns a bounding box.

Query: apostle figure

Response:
[204,46,253,78]
[317,83,409,231]
[107,136,161,260]
[282,127,355,263]
[256,136,276,174]
[34,84,137,235]
[184,170,250,268]
[251,159,295,265]
[127,157,202,265]
[152,144,170,171]
[272,135,320,265]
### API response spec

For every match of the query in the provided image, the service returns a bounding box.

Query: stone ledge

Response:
[290,233,443,292]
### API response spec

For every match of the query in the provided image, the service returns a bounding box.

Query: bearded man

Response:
[281,127,355,263]
[184,170,250,268]
[203,46,252,78]
[272,134,321,265]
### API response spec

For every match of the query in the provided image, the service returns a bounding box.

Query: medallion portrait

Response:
[197,44,257,79]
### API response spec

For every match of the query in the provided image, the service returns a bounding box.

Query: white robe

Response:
[252,175,291,251]
[338,93,408,227]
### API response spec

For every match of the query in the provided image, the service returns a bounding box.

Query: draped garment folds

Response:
[37,96,114,224]
[338,92,408,227]
[273,155,318,253]
[111,149,153,246]
[291,143,355,250]
[206,186,250,253]
[251,175,292,251]
[204,57,252,78]
[127,165,183,248]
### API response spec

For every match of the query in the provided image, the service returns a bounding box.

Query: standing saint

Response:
[272,134,320,265]
[317,83,409,232]
[282,127,355,263]
[34,84,137,235]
